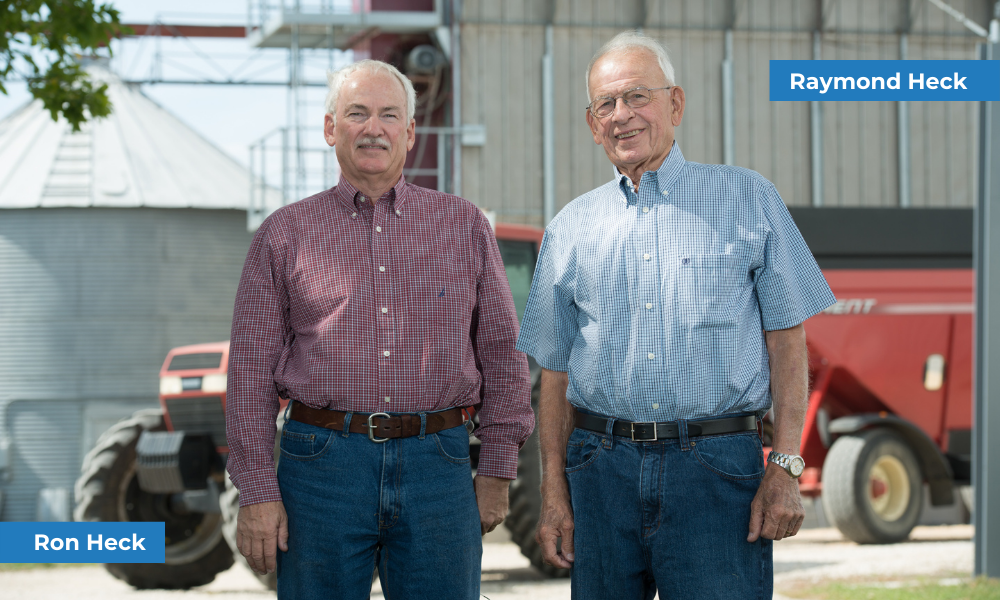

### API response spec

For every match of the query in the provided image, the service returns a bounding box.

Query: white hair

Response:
[586,31,677,101]
[325,59,416,123]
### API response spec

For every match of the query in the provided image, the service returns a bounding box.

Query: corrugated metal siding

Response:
[0,208,253,520]
[2,401,82,522]
[459,0,984,223]
[0,208,252,401]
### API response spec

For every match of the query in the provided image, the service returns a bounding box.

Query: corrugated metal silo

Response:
[0,66,269,521]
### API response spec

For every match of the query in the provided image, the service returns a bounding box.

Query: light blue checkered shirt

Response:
[515,144,836,422]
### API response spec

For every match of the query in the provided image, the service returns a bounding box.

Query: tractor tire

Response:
[821,428,923,544]
[221,473,277,591]
[74,408,233,589]
[503,379,570,578]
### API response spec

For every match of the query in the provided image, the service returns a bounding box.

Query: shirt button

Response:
[662,190,669,196]
[351,212,357,219]
[646,302,653,309]
[647,353,655,360]
[383,350,390,357]
[643,253,650,261]
[642,206,650,213]
[379,266,385,272]
[359,196,366,202]
[381,307,388,313]
[652,403,659,409]
[395,209,401,216]
[385,396,391,403]
[376,226,382,232]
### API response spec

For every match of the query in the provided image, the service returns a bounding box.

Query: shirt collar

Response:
[614,141,686,204]
[335,174,410,212]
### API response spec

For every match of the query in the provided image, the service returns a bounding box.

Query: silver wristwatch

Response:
[767,451,805,478]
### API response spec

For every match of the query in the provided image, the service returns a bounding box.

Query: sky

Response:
[0,0,352,181]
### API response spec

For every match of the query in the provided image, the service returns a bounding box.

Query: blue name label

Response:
[0,522,165,563]
[770,60,1000,101]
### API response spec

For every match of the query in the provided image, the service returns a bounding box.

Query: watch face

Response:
[789,456,806,477]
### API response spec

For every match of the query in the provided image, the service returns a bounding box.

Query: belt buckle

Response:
[630,422,657,442]
[367,412,391,443]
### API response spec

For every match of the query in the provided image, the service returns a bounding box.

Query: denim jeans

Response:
[565,418,772,600]
[275,415,482,599]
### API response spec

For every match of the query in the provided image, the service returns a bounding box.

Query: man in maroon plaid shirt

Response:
[225,59,533,598]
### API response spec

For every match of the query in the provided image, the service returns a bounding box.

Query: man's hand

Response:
[747,463,805,542]
[536,481,575,569]
[237,500,289,575]
[474,475,511,535]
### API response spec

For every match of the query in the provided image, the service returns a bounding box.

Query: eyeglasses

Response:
[586,86,672,119]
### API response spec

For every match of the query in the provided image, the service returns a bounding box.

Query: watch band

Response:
[768,451,804,478]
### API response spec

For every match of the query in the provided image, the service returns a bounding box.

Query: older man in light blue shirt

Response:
[515,31,835,599]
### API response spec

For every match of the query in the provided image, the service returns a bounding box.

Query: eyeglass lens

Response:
[593,88,655,117]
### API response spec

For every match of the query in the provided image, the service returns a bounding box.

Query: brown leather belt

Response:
[288,401,468,443]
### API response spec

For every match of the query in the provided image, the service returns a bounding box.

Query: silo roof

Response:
[0,67,264,210]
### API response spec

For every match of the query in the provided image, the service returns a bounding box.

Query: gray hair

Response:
[586,31,677,101]
[325,59,416,123]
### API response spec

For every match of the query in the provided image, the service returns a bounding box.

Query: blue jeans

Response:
[565,420,772,599]
[275,415,482,599]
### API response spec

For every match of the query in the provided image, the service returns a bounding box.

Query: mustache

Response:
[356,136,390,149]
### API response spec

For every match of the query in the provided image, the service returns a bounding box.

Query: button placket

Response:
[373,199,394,408]
[635,182,662,372]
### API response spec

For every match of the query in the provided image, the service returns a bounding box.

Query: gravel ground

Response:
[0,525,974,599]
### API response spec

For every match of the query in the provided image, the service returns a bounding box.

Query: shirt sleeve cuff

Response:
[233,467,283,507]
[475,442,520,480]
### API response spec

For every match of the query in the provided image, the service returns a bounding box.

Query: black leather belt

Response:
[575,412,758,442]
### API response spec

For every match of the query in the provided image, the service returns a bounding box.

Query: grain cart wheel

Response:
[74,409,233,589]
[221,473,277,591]
[503,378,570,578]
[822,428,923,544]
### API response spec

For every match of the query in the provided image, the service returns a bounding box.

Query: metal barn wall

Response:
[458,0,986,225]
[0,208,253,521]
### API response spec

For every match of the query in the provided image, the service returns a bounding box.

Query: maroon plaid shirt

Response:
[226,175,533,506]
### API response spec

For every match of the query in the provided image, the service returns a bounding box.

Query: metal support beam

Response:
[899,34,911,208]
[543,25,556,225]
[926,0,991,39]
[974,40,1000,580]
[810,31,823,207]
[722,29,735,166]
[451,0,462,198]
[123,24,247,38]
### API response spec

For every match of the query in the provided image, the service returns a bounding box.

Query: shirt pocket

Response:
[424,281,474,329]
[678,253,743,327]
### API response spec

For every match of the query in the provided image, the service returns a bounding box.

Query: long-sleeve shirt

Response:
[516,143,835,422]
[227,175,533,506]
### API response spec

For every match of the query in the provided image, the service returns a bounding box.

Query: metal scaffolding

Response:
[244,0,472,229]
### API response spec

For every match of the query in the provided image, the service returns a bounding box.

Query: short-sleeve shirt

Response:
[515,144,836,422]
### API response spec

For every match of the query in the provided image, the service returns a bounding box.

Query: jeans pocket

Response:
[279,421,334,461]
[565,428,604,474]
[433,426,471,464]
[692,432,765,481]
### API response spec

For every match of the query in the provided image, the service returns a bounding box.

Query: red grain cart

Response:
[784,208,974,544]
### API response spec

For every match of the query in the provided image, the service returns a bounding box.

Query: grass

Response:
[783,577,1000,600]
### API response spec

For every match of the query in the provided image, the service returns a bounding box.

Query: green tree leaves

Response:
[1,1,127,130]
